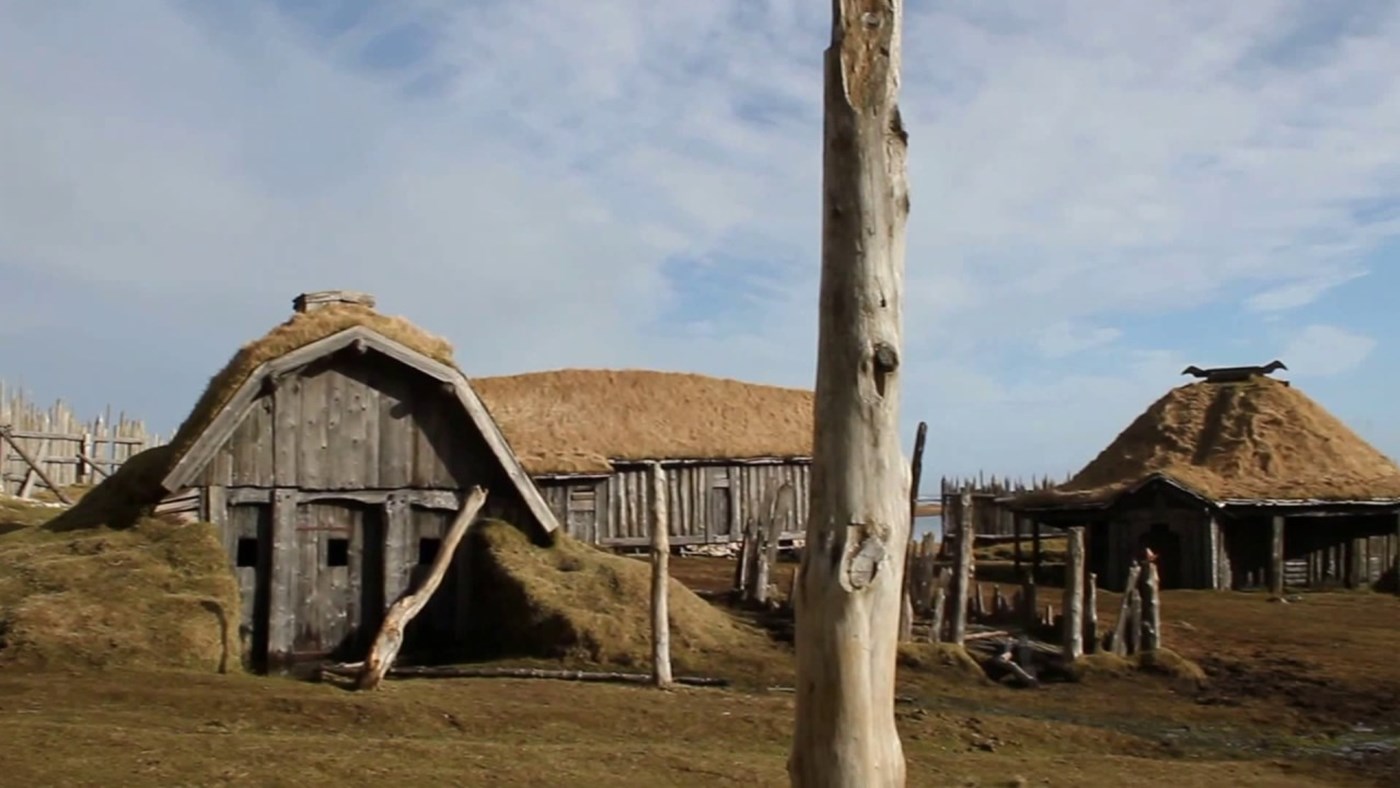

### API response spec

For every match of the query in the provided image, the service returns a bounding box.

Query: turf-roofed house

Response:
[471,369,814,550]
[1005,362,1400,593]
[153,291,561,672]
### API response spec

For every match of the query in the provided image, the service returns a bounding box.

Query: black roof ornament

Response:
[1181,359,1288,384]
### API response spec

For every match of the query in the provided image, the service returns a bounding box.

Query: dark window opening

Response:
[327,538,350,567]
[418,537,442,565]
[236,537,259,567]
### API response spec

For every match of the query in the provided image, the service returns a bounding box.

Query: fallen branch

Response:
[964,630,1010,642]
[993,652,1040,688]
[323,663,728,688]
[77,450,111,479]
[354,485,488,690]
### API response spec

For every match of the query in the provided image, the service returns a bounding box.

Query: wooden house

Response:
[154,291,560,671]
[1005,370,1400,593]
[471,369,815,549]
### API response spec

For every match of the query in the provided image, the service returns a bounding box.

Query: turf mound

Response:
[464,521,777,676]
[897,643,989,680]
[1016,377,1400,506]
[45,444,175,532]
[0,496,239,672]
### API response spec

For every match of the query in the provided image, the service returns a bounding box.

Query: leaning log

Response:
[324,664,728,687]
[354,486,488,690]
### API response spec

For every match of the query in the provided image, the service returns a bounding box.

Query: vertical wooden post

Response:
[1393,513,1400,597]
[1012,515,1023,578]
[929,585,945,643]
[948,491,974,645]
[650,462,672,688]
[1110,561,1143,656]
[899,421,928,641]
[1084,572,1099,654]
[789,0,910,781]
[1269,515,1285,595]
[1062,527,1085,660]
[1127,589,1143,655]
[1031,519,1043,584]
[1141,557,1161,652]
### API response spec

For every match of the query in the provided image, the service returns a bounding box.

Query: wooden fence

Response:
[939,474,1067,540]
[0,381,163,497]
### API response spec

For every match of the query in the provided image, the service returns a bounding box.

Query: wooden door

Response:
[291,500,385,661]
[227,503,272,671]
[401,507,469,659]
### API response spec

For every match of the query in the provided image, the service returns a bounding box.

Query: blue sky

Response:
[2,0,1399,483]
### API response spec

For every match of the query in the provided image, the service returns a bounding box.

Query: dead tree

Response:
[353,486,488,690]
[650,462,673,687]
[789,0,910,783]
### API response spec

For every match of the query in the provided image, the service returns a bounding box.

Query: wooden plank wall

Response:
[199,355,505,494]
[0,380,161,495]
[539,461,811,547]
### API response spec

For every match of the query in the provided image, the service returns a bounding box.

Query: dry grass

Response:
[467,522,780,682]
[0,497,239,672]
[472,369,814,475]
[164,303,456,473]
[1017,377,1400,507]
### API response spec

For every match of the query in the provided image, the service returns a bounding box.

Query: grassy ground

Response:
[1,503,1396,786]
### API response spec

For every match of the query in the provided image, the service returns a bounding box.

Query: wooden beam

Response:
[0,428,70,504]
[899,421,928,642]
[1062,527,1085,660]
[790,0,910,782]
[1269,515,1285,596]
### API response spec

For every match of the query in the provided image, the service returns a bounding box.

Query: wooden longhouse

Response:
[470,369,813,550]
[1005,365,1400,593]
[154,291,812,671]
[155,291,560,671]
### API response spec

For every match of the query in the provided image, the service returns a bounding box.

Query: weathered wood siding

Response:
[538,461,810,547]
[1226,515,1398,591]
[198,354,516,495]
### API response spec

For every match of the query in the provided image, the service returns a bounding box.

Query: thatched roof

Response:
[1013,377,1400,509]
[473,369,814,475]
[166,302,813,479]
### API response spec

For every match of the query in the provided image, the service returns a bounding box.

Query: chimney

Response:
[293,290,376,314]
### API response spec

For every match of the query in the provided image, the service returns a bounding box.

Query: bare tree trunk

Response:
[650,462,673,687]
[789,0,909,783]
[899,421,928,641]
[355,486,488,690]
[948,491,974,645]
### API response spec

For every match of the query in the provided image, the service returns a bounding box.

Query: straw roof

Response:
[1014,377,1400,509]
[166,303,813,479]
[472,369,814,475]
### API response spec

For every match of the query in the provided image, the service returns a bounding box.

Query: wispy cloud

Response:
[1280,324,1378,377]
[2,0,1397,476]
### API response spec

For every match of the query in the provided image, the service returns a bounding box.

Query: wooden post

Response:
[1062,527,1085,660]
[789,0,910,781]
[1141,557,1161,652]
[929,585,945,643]
[0,426,8,495]
[1021,572,1037,631]
[1084,572,1099,654]
[650,462,673,687]
[1110,561,1143,657]
[1127,589,1143,655]
[78,432,92,485]
[899,421,928,641]
[948,491,974,645]
[1031,519,1042,584]
[1012,515,1023,578]
[733,525,751,593]
[1393,514,1400,598]
[1269,515,1285,596]
[354,486,487,690]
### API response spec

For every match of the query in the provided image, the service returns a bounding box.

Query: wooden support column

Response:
[267,488,299,667]
[1012,515,1023,578]
[1205,514,1221,590]
[650,462,672,687]
[1062,527,1085,660]
[1269,515,1285,596]
[1393,513,1400,597]
[1084,573,1099,654]
[1031,519,1042,584]
[898,421,928,642]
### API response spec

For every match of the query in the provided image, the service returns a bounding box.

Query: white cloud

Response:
[1280,324,1378,378]
[2,1,1399,475]
[1034,321,1123,359]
